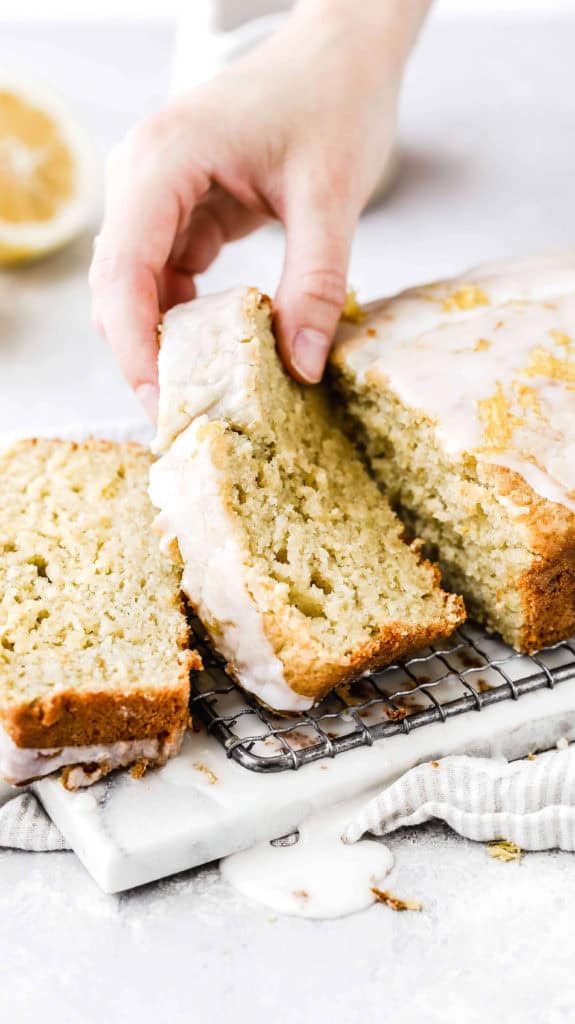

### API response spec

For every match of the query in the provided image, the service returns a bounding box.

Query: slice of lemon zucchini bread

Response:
[149,287,464,713]
[331,253,575,653]
[0,438,200,788]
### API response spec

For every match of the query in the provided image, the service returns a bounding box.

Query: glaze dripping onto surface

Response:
[220,800,394,920]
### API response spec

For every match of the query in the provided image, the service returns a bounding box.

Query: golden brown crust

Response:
[516,549,575,652]
[1,650,202,750]
[243,287,272,319]
[7,436,152,461]
[281,605,465,703]
[475,463,575,651]
[256,561,465,703]
[479,461,575,559]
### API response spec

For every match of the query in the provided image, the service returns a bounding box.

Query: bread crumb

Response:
[194,761,218,784]
[340,288,365,324]
[487,839,522,862]
[442,285,489,312]
[60,761,112,790]
[526,752,537,761]
[431,760,440,768]
[371,887,422,912]
[524,347,575,383]
[385,704,409,721]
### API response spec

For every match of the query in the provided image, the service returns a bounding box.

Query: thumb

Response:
[274,191,354,383]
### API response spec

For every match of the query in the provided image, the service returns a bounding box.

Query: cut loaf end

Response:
[331,254,575,652]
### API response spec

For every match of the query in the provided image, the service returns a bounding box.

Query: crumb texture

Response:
[0,439,194,749]
[222,331,463,690]
[330,370,532,647]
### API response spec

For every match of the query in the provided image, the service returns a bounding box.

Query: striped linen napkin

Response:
[343,744,575,849]
[0,790,70,851]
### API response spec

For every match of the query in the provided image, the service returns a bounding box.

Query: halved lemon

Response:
[0,78,94,265]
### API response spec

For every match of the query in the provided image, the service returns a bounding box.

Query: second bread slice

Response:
[0,439,199,787]
[150,287,465,712]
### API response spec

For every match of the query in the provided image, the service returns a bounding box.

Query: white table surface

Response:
[1,13,575,1024]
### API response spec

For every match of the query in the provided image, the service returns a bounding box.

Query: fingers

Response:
[89,114,210,412]
[158,267,197,313]
[158,188,267,313]
[274,180,356,383]
[169,189,268,276]
[90,251,164,413]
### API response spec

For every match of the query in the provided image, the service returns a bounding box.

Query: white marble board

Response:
[32,679,575,892]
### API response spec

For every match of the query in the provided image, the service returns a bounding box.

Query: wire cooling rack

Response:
[188,617,575,773]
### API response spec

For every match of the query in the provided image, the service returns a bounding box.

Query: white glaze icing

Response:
[149,420,313,713]
[220,797,394,919]
[0,723,184,788]
[153,286,265,454]
[335,252,575,513]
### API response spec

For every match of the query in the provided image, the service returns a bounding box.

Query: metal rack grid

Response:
[188,616,575,773]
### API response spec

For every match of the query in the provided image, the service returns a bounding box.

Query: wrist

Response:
[291,0,432,73]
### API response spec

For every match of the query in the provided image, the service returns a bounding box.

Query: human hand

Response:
[90,0,430,418]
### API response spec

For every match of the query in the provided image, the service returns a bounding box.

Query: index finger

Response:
[89,119,210,406]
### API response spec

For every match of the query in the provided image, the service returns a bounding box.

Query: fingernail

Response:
[291,329,328,383]
[136,383,159,423]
